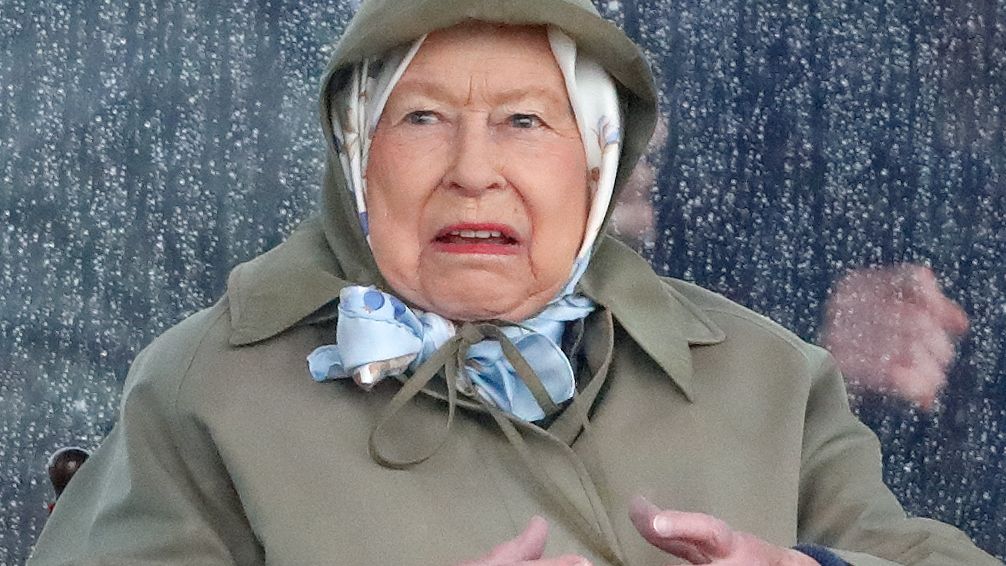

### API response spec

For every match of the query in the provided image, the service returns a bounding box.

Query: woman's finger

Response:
[628,497,708,562]
[652,540,711,564]
[627,495,662,537]
[511,555,593,566]
[629,496,734,561]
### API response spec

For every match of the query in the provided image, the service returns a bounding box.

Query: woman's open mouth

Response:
[432,223,521,255]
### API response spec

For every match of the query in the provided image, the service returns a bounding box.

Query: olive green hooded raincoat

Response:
[29,0,1001,565]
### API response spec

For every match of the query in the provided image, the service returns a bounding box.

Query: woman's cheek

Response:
[370,217,421,293]
[370,145,435,211]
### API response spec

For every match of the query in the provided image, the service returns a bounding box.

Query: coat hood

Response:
[226,0,724,392]
[315,0,659,287]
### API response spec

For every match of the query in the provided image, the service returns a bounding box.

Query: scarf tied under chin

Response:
[308,286,595,422]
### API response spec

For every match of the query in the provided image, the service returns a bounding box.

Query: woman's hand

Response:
[458,516,592,566]
[629,497,817,565]
[821,264,969,410]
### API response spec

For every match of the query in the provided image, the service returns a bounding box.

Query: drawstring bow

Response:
[367,319,629,566]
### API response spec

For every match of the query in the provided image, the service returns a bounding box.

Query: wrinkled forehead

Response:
[391,22,570,107]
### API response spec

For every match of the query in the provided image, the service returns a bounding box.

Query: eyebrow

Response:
[391,79,570,111]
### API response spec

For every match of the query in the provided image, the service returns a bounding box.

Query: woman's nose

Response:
[441,120,505,196]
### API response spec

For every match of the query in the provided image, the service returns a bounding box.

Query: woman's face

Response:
[366,24,589,322]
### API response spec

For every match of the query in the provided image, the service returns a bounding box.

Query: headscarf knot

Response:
[308,286,595,421]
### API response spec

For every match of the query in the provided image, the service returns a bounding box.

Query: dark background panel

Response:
[0,1,1002,563]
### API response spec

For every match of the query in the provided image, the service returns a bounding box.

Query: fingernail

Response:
[575,560,592,566]
[653,515,672,536]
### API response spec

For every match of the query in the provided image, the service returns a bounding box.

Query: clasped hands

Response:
[459,496,817,566]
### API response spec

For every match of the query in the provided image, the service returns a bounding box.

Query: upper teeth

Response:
[449,230,503,238]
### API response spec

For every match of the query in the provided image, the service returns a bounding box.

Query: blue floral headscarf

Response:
[309,27,623,422]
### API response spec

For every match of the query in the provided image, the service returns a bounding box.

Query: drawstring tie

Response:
[369,321,628,566]
[307,287,626,563]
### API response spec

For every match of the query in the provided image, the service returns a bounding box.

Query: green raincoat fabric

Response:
[29,1,1000,565]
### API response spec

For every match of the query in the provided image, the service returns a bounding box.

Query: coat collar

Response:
[227,222,725,399]
[579,236,725,401]
[227,216,353,347]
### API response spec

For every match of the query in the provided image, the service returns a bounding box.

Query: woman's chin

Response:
[382,257,570,322]
[416,278,556,322]
[424,291,540,322]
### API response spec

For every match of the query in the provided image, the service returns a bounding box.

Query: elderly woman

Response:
[29,1,999,565]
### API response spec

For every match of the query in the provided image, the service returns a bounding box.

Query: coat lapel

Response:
[579,236,725,402]
[227,217,351,346]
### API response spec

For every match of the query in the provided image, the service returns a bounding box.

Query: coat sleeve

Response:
[28,309,264,565]
[796,347,1001,566]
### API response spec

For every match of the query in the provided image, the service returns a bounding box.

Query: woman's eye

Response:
[509,114,541,129]
[405,111,438,125]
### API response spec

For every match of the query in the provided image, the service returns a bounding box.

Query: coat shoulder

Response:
[660,277,830,369]
[126,294,327,421]
[121,299,232,400]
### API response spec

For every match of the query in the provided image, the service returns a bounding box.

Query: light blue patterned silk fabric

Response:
[308,286,595,421]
